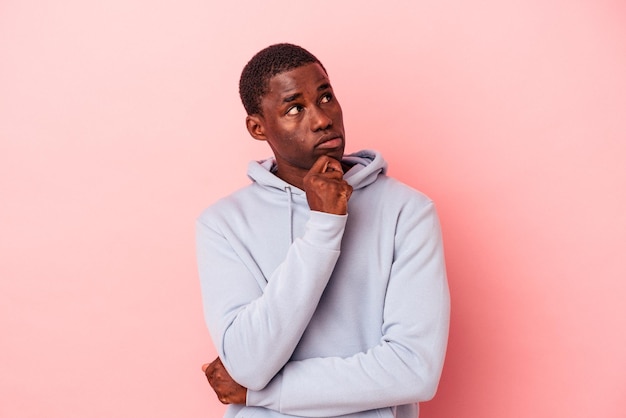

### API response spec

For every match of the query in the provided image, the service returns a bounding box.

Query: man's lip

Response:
[316,135,343,149]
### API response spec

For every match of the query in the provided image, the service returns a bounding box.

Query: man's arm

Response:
[197,156,353,391]
[244,200,450,416]
[202,199,449,415]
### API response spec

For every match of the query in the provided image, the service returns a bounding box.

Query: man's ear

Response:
[246,114,267,141]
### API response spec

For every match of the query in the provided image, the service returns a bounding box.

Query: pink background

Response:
[1,1,625,417]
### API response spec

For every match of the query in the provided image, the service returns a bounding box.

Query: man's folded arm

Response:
[196,211,348,390]
[247,202,450,416]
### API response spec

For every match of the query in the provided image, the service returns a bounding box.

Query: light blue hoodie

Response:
[196,150,450,418]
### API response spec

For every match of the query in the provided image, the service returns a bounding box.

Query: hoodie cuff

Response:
[246,372,282,410]
[303,211,348,251]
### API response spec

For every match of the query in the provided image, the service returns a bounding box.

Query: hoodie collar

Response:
[247,150,387,194]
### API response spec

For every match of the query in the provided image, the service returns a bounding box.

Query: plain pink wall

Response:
[1,1,625,417]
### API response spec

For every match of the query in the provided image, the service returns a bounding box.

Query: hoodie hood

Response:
[247,149,387,195]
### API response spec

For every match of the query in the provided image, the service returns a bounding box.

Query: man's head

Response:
[240,44,345,188]
[239,43,327,116]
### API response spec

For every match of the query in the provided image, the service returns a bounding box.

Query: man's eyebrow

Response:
[318,82,331,91]
[282,82,331,103]
[282,93,302,103]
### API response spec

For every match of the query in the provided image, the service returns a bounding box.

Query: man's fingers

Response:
[308,155,331,174]
[202,356,222,375]
[309,155,342,175]
[303,155,352,214]
[343,184,353,200]
[323,157,343,174]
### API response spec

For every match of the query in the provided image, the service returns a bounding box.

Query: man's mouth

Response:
[316,135,343,149]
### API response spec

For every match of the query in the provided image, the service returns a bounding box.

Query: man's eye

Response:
[286,105,303,115]
[320,93,332,104]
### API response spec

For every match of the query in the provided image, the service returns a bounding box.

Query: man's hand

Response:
[303,156,353,214]
[202,357,247,405]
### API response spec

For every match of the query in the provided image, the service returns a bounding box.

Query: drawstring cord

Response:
[285,186,294,244]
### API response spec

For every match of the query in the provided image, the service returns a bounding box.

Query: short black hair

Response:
[239,43,327,116]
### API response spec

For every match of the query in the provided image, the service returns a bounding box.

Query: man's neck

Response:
[272,165,307,190]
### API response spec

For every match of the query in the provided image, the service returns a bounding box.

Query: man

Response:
[196,43,450,418]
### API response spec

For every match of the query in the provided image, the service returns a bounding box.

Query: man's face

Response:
[250,63,345,180]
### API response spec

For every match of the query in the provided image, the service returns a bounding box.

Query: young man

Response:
[197,43,450,418]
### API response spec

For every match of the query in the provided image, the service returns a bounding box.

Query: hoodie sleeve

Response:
[246,201,450,416]
[196,210,348,391]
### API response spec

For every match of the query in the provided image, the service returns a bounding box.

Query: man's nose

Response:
[310,106,333,131]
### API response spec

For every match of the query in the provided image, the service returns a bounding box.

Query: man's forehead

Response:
[267,64,330,95]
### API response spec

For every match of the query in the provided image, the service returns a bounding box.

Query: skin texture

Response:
[202,62,353,404]
[202,358,246,405]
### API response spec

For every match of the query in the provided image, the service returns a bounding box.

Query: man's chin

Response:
[319,147,345,162]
